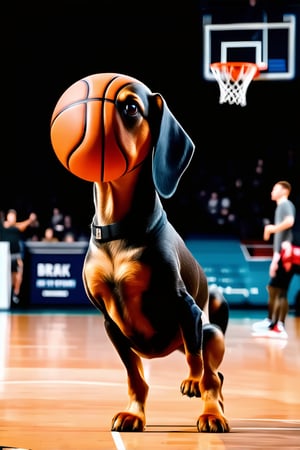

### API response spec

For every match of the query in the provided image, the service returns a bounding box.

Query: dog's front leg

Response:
[197,323,230,432]
[179,294,230,432]
[104,318,149,432]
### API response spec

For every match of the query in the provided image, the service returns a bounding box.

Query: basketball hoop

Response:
[210,62,267,107]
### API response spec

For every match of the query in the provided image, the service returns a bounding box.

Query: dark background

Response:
[9,0,300,239]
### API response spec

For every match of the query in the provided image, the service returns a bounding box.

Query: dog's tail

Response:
[208,286,229,335]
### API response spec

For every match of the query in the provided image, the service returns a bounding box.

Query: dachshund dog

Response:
[51,73,230,432]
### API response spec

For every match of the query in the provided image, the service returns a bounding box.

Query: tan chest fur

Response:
[84,240,155,338]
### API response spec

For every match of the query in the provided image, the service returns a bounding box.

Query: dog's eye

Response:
[123,102,139,117]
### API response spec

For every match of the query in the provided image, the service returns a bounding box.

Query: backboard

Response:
[203,13,296,81]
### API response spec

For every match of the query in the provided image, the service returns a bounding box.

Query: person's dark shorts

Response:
[269,259,295,290]
[11,253,22,272]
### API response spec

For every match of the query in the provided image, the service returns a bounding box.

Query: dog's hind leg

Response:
[208,286,229,335]
[104,319,149,432]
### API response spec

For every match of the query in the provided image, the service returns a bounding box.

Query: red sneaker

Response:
[267,322,288,339]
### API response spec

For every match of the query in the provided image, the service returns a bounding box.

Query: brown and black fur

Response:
[60,73,230,432]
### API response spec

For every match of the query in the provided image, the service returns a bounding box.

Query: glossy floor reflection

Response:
[0,309,299,449]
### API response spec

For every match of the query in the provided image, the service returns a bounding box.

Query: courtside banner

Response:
[24,242,91,307]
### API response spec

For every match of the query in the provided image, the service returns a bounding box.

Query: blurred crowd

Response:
[1,148,299,244]
[0,206,89,305]
[165,149,299,240]
[0,206,89,244]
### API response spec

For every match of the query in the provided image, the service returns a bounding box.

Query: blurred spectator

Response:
[0,209,38,304]
[28,233,39,242]
[50,207,64,240]
[63,232,75,242]
[207,191,220,216]
[42,227,59,242]
[62,214,78,241]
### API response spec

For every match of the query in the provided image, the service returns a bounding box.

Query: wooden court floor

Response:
[0,308,299,450]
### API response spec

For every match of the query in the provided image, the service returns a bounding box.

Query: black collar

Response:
[91,209,166,243]
[91,220,130,242]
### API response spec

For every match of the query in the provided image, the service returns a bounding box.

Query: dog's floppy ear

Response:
[151,93,195,199]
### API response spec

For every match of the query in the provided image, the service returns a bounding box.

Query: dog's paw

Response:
[197,413,230,433]
[111,412,145,432]
[180,378,201,397]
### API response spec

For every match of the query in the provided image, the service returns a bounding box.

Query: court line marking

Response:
[111,424,300,450]
[0,380,175,390]
[233,427,300,430]
[2,381,300,450]
[111,432,126,450]
[1,380,126,387]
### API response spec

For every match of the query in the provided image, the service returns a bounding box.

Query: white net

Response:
[210,62,258,107]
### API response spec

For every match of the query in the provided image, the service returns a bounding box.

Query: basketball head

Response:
[50,73,153,182]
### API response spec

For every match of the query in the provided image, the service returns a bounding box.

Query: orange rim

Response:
[210,62,267,81]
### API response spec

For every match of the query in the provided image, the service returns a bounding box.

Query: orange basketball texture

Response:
[50,73,149,182]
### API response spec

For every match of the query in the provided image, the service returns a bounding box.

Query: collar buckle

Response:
[95,227,102,240]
